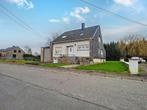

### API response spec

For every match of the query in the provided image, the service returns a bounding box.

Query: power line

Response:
[0,4,45,38]
[79,0,147,27]
[0,9,34,32]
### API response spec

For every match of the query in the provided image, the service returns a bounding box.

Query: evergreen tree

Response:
[104,42,121,61]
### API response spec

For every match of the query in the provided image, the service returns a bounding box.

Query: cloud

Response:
[5,0,34,9]
[113,0,134,6]
[48,6,90,24]
[102,23,147,42]
[70,7,90,22]
[49,17,70,24]
[62,17,70,24]
[49,19,60,23]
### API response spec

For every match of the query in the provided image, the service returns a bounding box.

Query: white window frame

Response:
[98,36,101,43]
[55,47,62,55]
[77,44,89,51]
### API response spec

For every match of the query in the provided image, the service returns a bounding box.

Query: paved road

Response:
[0,63,147,110]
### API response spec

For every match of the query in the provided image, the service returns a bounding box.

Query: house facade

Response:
[52,23,106,64]
[0,46,25,59]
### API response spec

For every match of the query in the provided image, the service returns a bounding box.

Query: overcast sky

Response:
[0,0,147,53]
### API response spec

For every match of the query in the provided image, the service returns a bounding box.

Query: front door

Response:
[67,46,74,56]
[12,54,16,59]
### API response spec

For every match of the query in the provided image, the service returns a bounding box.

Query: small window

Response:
[18,50,21,53]
[70,48,72,52]
[62,36,67,38]
[98,37,101,43]
[14,50,16,53]
[80,33,84,36]
[100,50,103,57]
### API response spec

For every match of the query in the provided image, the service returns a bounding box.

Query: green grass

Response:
[39,63,66,67]
[76,61,129,73]
[0,59,39,65]
[0,59,65,67]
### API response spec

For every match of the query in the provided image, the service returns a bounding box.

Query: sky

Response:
[0,0,147,54]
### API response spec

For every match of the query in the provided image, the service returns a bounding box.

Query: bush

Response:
[23,54,40,61]
[25,62,39,65]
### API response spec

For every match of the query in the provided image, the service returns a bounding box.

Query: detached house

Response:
[51,23,106,64]
[0,46,25,59]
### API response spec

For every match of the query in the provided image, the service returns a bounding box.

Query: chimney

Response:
[81,23,85,30]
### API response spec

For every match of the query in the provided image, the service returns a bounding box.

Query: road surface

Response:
[0,63,147,110]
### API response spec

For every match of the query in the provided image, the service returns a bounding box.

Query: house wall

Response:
[0,48,25,59]
[0,52,6,58]
[90,26,106,59]
[6,48,25,59]
[53,40,90,58]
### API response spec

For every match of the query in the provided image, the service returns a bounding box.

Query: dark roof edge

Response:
[52,38,90,44]
[41,46,50,48]
[91,26,100,39]
[62,25,100,34]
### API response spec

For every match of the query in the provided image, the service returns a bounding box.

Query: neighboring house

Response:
[41,46,52,63]
[52,23,106,64]
[0,46,25,59]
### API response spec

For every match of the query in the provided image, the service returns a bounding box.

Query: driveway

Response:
[0,63,147,110]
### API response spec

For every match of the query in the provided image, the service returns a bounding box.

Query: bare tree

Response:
[46,32,61,46]
[24,46,32,55]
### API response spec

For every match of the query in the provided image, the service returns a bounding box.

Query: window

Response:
[100,50,103,57]
[55,47,62,55]
[77,44,89,51]
[18,50,21,53]
[70,48,72,52]
[12,54,16,59]
[98,37,101,43]
[14,50,16,53]
[62,36,67,38]
[80,33,84,36]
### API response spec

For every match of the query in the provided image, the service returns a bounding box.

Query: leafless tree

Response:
[24,46,32,55]
[46,32,61,46]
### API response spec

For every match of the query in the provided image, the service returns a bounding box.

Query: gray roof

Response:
[0,46,25,53]
[53,25,99,44]
[0,49,6,52]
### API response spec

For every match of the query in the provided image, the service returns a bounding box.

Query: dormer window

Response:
[62,36,67,38]
[80,33,84,36]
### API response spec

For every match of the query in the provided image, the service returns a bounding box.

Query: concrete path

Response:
[61,64,79,68]
[0,63,147,110]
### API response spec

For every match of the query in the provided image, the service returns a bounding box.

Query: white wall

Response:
[53,40,90,58]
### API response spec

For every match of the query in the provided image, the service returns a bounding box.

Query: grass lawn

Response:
[0,59,39,65]
[0,59,66,67]
[76,61,129,73]
[39,63,66,68]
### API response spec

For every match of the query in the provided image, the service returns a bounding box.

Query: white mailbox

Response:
[129,59,138,74]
